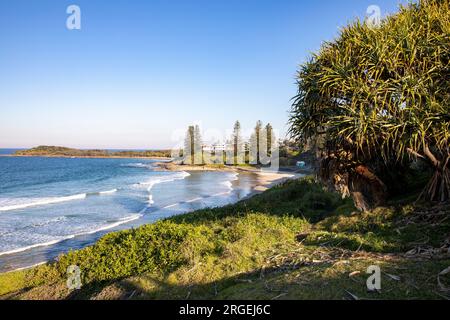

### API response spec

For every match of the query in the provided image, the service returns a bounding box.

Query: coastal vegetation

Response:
[289,0,449,210]
[14,146,172,159]
[1,177,449,299]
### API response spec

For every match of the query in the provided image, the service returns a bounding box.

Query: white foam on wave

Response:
[212,192,231,197]
[0,188,119,213]
[80,214,142,236]
[137,171,191,213]
[0,238,71,257]
[219,172,238,194]
[163,203,179,209]
[136,171,191,188]
[98,189,118,195]
[222,181,233,190]
[0,194,87,213]
[0,214,143,257]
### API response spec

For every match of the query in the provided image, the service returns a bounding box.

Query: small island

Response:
[13,146,173,159]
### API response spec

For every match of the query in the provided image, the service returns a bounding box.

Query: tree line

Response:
[181,121,276,166]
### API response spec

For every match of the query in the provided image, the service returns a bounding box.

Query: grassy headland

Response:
[1,177,449,300]
[13,146,172,159]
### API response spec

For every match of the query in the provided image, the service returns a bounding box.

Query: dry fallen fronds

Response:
[271,292,288,300]
[384,273,401,281]
[404,246,450,260]
[344,290,359,300]
[398,204,450,226]
[349,271,361,277]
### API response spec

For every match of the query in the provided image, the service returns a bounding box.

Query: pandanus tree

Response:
[289,0,449,210]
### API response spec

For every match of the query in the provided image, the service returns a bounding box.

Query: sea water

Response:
[0,154,256,272]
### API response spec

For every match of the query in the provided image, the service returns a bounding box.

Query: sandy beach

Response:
[154,161,306,196]
[249,171,300,191]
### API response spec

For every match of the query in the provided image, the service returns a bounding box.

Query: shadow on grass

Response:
[68,255,450,300]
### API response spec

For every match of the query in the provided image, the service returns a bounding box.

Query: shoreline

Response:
[154,161,308,196]
[154,162,236,172]
[153,161,311,174]
[241,170,304,198]
[0,168,304,275]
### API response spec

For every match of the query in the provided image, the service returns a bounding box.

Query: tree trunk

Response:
[419,155,450,202]
[419,146,450,203]
[318,156,387,211]
[348,165,387,211]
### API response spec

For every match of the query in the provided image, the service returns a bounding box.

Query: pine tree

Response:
[232,120,243,165]
[249,120,263,165]
[255,120,263,164]
[193,125,203,164]
[265,123,274,157]
[184,125,195,164]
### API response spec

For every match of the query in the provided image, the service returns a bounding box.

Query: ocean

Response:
[0,154,258,272]
[0,148,25,155]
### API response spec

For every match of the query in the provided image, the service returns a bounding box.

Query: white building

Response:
[202,144,228,152]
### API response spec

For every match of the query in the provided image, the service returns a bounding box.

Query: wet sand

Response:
[154,162,305,194]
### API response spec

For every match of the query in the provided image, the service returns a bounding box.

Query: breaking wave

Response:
[0,188,118,213]
[0,214,142,257]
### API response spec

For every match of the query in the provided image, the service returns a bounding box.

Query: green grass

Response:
[1,177,449,300]
[0,270,27,296]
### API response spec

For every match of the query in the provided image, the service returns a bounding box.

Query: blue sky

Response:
[0,0,408,149]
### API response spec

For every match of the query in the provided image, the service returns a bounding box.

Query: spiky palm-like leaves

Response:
[289,0,449,209]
